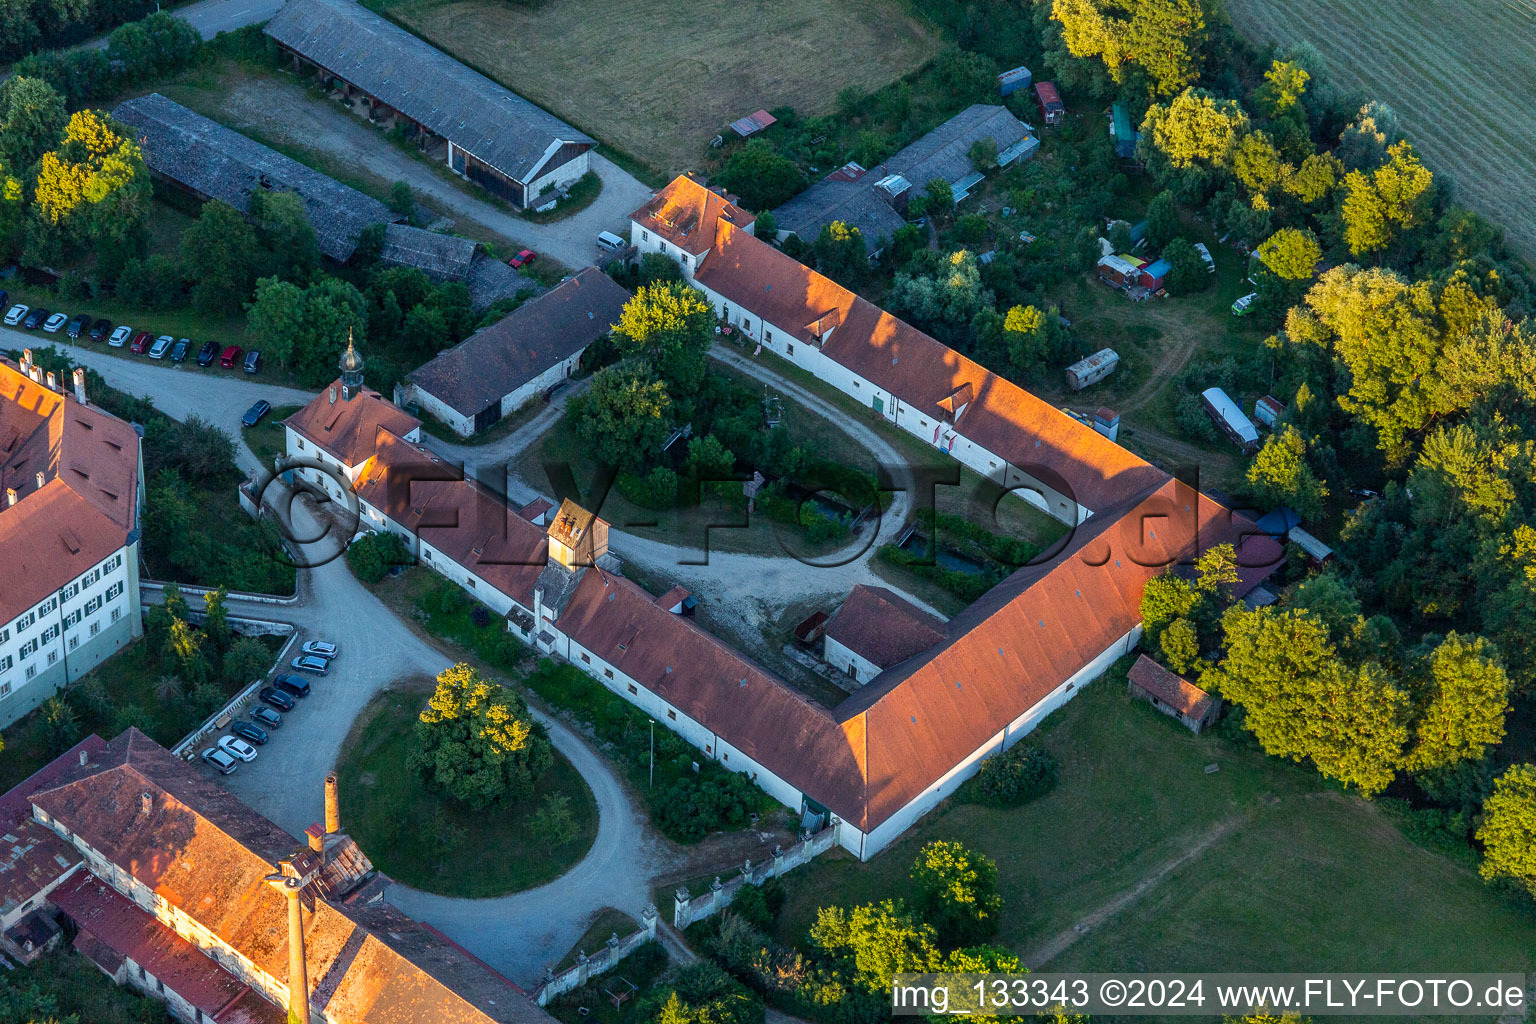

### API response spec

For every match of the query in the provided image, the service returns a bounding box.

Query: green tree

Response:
[910,840,1002,947]
[713,141,804,211]
[247,275,369,384]
[249,188,320,281]
[1140,572,1198,633]
[33,109,152,257]
[1256,227,1322,281]
[0,76,65,172]
[889,249,990,344]
[1476,763,1536,895]
[1160,616,1201,674]
[1284,151,1341,206]
[202,586,231,652]
[1246,424,1329,520]
[1051,0,1209,96]
[1407,633,1509,772]
[572,362,672,471]
[180,200,260,315]
[612,281,715,394]
[1231,130,1288,209]
[166,615,209,684]
[1141,87,1247,168]
[409,662,553,809]
[1209,606,1409,796]
[684,433,735,490]
[923,178,954,218]
[222,637,272,687]
[388,179,415,217]
[1340,141,1433,258]
[811,220,867,287]
[1254,59,1310,119]
[1144,189,1181,248]
[1162,237,1207,294]
[808,899,940,995]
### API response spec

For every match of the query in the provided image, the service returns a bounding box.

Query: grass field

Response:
[371,0,946,175]
[337,687,598,897]
[772,661,1536,1021]
[1226,0,1536,260]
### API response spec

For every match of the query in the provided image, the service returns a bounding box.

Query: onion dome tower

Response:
[339,329,364,400]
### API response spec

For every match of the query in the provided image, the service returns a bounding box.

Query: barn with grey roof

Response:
[113,92,392,261]
[264,0,596,208]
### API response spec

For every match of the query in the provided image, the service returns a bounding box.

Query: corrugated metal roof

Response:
[265,0,593,183]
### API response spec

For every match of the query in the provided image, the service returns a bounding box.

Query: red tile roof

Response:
[284,379,421,468]
[0,817,78,921]
[824,585,945,670]
[0,358,141,624]
[30,729,554,1024]
[1127,654,1216,719]
[51,871,277,1022]
[630,175,755,256]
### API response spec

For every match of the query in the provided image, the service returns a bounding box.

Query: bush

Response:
[346,530,410,584]
[651,764,765,842]
[967,742,1059,807]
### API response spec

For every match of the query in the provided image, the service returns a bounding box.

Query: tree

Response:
[1209,606,1409,796]
[641,963,762,1024]
[970,742,1057,807]
[1162,237,1207,294]
[1231,130,1288,209]
[811,220,866,287]
[888,249,990,344]
[1476,763,1536,895]
[1140,572,1198,633]
[166,615,209,684]
[1256,227,1321,281]
[0,76,65,172]
[1051,0,1209,96]
[33,109,152,256]
[346,530,410,583]
[572,363,672,472]
[246,274,369,385]
[1160,616,1201,674]
[684,433,735,490]
[1340,141,1433,258]
[388,179,415,218]
[409,663,553,809]
[1407,633,1509,772]
[1246,424,1329,520]
[923,178,954,218]
[713,140,804,211]
[202,586,231,652]
[1144,189,1181,248]
[249,188,320,281]
[1141,87,1247,168]
[222,637,272,687]
[1284,152,1341,206]
[1254,59,1310,119]
[529,792,578,846]
[808,899,940,995]
[180,200,261,315]
[910,840,1002,947]
[612,281,715,394]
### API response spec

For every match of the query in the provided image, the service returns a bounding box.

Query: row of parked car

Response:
[3,295,262,373]
[201,640,338,774]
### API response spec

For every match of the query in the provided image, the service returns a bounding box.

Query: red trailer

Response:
[1034,81,1065,126]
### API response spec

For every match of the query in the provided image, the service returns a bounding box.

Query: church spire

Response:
[339,329,364,400]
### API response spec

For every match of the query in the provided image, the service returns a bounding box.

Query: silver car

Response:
[202,747,238,774]
[149,335,173,359]
[301,640,338,659]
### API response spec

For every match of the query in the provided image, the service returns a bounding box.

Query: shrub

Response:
[729,883,773,931]
[967,742,1058,807]
[346,530,410,583]
[651,765,765,842]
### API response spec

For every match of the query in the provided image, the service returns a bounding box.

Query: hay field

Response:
[374,0,945,176]
[1225,0,1536,259]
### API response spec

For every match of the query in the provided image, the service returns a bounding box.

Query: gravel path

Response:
[212,78,652,270]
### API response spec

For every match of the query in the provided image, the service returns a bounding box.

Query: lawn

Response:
[771,659,1536,1019]
[336,687,598,897]
[241,404,303,470]
[1225,0,1536,262]
[368,0,946,176]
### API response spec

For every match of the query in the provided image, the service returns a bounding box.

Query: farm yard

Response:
[1226,0,1536,259]
[367,0,946,175]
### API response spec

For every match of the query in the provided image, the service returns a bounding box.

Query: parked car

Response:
[219,735,259,762]
[202,747,238,774]
[196,340,218,366]
[241,400,271,428]
[251,705,283,729]
[4,304,28,326]
[23,308,49,329]
[65,314,89,338]
[289,655,328,677]
[129,331,152,354]
[508,248,536,268]
[243,349,262,374]
[219,345,243,368]
[108,325,132,347]
[170,338,191,363]
[149,335,173,359]
[275,672,312,697]
[1231,292,1258,316]
[301,640,338,659]
[42,312,67,333]
[230,720,269,745]
[258,686,295,711]
[89,318,111,341]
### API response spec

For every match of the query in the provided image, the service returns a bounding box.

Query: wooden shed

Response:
[1127,654,1220,733]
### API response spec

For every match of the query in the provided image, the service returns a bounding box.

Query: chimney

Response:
[5,488,15,507]
[329,386,337,405]
[28,365,40,383]
[45,370,56,391]
[19,348,31,373]
[35,471,44,491]
[79,749,88,766]
[140,791,152,816]
[324,772,340,834]
[306,823,325,855]
[266,873,312,1024]
[72,367,86,405]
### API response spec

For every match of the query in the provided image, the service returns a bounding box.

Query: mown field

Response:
[1226,0,1536,259]
[773,663,1536,1023]
[370,0,946,175]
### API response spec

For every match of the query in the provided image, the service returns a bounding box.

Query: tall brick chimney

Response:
[266,873,311,1024]
[324,772,340,835]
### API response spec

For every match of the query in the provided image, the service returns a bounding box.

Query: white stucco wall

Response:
[525,149,591,207]
[822,634,880,685]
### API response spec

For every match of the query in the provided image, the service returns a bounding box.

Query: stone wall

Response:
[672,822,840,930]
[533,905,659,1006]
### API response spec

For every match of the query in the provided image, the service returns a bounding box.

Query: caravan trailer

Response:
[1201,387,1260,453]
[1066,348,1120,390]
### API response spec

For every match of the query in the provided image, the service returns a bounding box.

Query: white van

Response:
[596,230,627,254]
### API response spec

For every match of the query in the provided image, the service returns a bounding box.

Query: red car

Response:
[219,345,243,369]
[128,331,152,354]
[508,249,537,268]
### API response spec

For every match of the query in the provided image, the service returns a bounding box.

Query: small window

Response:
[465,578,475,589]
[626,683,637,695]
[722,752,729,762]
[786,343,795,356]
[852,381,860,388]
[109,609,120,624]
[641,229,649,241]
[580,653,591,664]
[666,709,676,721]
[25,665,35,680]
[604,668,614,679]
[0,678,10,693]
[90,621,100,636]
[297,439,306,450]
